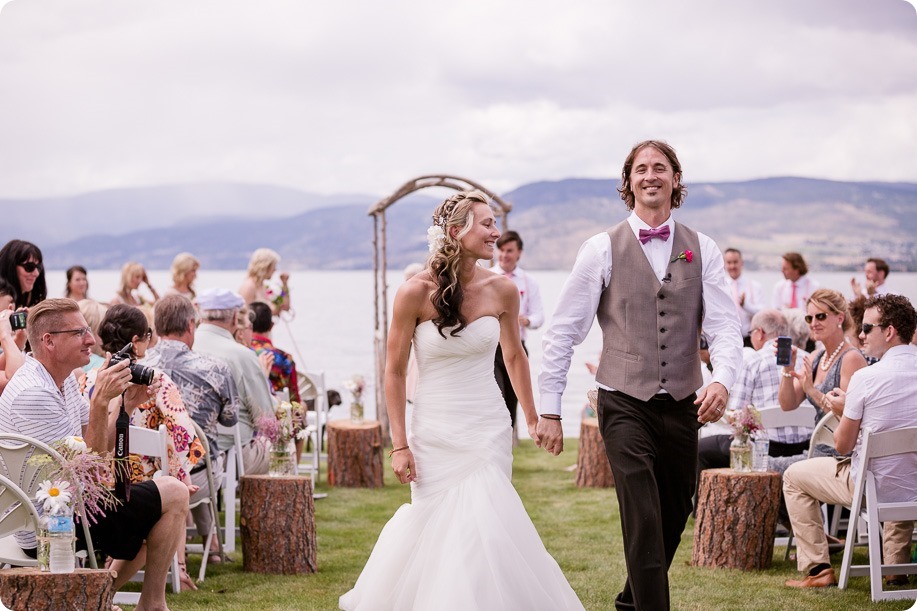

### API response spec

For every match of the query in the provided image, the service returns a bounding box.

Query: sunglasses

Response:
[18,261,42,273]
[861,322,886,335]
[803,312,830,324]
[48,326,93,338]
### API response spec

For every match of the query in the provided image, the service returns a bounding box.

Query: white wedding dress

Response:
[340,316,583,611]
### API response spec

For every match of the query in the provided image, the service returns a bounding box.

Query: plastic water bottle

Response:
[46,506,76,574]
[752,431,770,472]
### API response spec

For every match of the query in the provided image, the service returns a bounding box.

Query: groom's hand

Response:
[536,417,564,456]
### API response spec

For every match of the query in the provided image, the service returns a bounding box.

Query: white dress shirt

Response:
[539,212,743,414]
[493,265,544,341]
[725,274,764,337]
[845,344,917,503]
[771,275,820,310]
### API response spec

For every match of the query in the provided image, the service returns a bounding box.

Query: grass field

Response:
[142,440,913,610]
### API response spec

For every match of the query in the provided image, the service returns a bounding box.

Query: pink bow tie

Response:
[638,226,670,244]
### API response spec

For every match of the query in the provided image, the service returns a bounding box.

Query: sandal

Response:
[208,552,223,565]
[178,562,198,591]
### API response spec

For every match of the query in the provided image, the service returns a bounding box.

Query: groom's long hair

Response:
[427,190,490,338]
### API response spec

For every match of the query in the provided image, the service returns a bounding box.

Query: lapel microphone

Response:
[114,393,131,502]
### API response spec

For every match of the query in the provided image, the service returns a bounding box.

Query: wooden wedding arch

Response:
[367,175,512,445]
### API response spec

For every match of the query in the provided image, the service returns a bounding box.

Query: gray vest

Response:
[595,220,704,401]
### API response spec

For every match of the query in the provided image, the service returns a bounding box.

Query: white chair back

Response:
[839,426,917,601]
[808,412,840,458]
[0,433,97,569]
[758,405,818,430]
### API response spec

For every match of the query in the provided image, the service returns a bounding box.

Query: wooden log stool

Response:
[240,475,317,574]
[326,420,384,488]
[576,417,614,488]
[692,468,782,570]
[0,567,115,610]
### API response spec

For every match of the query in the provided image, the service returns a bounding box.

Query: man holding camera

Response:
[0,298,188,611]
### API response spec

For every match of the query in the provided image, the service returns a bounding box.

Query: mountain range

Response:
[5,177,915,272]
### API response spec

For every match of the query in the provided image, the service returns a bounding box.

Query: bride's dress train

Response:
[340,316,583,610]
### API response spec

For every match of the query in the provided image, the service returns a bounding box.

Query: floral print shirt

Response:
[80,368,206,483]
[251,334,301,402]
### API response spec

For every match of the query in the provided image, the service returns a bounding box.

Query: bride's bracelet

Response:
[539,414,562,421]
[389,445,410,457]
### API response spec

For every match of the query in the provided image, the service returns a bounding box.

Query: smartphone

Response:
[775,336,792,367]
[9,311,26,331]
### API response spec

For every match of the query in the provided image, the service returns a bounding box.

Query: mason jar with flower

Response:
[258,402,306,476]
[344,374,366,424]
[724,404,763,473]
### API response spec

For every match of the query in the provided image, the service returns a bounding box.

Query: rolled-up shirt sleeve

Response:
[699,234,743,391]
[538,234,609,415]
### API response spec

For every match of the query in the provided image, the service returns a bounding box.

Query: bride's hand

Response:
[527,421,541,447]
[536,417,564,456]
[392,450,416,484]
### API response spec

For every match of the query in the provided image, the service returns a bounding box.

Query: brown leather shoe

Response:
[885,575,908,587]
[785,568,837,588]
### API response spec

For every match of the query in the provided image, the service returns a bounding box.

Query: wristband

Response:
[540,414,562,421]
[389,445,410,457]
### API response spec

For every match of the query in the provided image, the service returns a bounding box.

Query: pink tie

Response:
[790,282,798,309]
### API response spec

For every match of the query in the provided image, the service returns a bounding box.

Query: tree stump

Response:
[692,468,782,570]
[327,420,384,488]
[240,475,317,574]
[0,567,115,610]
[576,417,614,488]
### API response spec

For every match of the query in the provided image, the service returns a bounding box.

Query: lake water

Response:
[45,269,917,438]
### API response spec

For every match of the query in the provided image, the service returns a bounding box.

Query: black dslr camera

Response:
[9,311,26,331]
[109,342,155,386]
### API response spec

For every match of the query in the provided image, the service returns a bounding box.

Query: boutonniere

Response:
[671,249,693,263]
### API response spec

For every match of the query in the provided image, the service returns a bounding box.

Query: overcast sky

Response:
[1,0,915,199]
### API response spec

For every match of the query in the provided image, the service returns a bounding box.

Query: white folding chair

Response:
[122,425,181,595]
[298,370,327,481]
[839,426,917,602]
[758,404,818,430]
[217,422,245,554]
[0,473,43,568]
[0,433,97,569]
[183,420,224,582]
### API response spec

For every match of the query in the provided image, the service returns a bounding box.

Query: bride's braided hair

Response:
[427,190,490,338]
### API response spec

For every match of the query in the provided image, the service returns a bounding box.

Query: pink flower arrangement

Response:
[671,249,693,263]
[725,404,763,441]
[257,401,305,446]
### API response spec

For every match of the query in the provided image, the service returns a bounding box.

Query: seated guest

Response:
[77,298,108,372]
[697,310,814,474]
[0,298,188,610]
[775,289,868,470]
[142,294,239,564]
[111,261,160,308]
[784,294,917,588]
[165,252,200,301]
[83,303,206,590]
[193,288,272,475]
[0,239,47,308]
[249,301,301,403]
[64,265,90,301]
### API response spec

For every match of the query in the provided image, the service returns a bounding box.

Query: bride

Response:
[340,191,583,610]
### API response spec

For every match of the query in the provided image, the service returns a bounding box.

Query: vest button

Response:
[658,294,666,300]
[661,362,667,367]
[660,328,667,333]
[661,378,668,384]
[659,311,666,316]
[660,345,667,350]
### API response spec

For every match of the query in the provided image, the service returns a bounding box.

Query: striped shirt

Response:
[0,355,90,548]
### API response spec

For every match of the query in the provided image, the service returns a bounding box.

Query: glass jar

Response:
[268,440,295,476]
[730,435,753,472]
[350,400,364,424]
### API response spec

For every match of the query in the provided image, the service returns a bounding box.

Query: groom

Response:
[537,140,742,610]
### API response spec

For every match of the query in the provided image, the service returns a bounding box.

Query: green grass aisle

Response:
[151,440,911,610]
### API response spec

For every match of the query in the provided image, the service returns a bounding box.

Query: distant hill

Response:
[25,177,917,271]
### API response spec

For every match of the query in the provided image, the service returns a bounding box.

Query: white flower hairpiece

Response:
[427,225,446,253]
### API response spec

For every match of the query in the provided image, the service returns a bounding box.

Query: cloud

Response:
[0,0,914,198]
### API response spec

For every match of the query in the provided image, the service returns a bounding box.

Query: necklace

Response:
[820,337,849,372]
